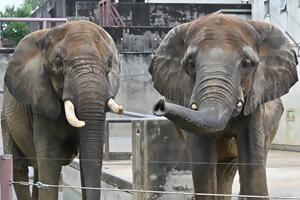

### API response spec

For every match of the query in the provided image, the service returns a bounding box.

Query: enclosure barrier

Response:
[9,180,300,199]
[2,142,300,199]
[0,17,67,29]
[104,109,161,160]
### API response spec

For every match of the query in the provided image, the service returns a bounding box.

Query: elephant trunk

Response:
[154,70,237,135]
[73,70,107,200]
[153,99,232,134]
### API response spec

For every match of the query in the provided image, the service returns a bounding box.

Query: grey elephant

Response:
[150,14,298,199]
[1,21,123,200]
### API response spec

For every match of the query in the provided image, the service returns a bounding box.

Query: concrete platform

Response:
[233,150,300,197]
[92,150,300,199]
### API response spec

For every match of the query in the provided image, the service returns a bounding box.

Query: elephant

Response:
[1,21,123,200]
[149,14,298,199]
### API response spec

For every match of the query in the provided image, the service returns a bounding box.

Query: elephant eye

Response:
[242,58,255,68]
[188,60,195,69]
[183,58,196,77]
[56,56,63,67]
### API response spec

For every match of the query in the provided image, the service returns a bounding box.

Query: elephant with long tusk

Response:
[1,21,123,200]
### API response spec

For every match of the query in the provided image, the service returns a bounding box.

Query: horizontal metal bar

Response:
[122,111,155,118]
[0,17,67,22]
[0,48,15,54]
[0,49,154,55]
[120,52,153,55]
[106,118,135,123]
[214,9,251,14]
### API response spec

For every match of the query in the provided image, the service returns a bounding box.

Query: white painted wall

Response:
[252,0,300,42]
[252,0,300,145]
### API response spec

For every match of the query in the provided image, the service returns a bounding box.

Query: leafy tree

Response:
[24,0,44,11]
[0,0,43,46]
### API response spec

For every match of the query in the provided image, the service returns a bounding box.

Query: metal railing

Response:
[213,8,252,15]
[104,111,162,160]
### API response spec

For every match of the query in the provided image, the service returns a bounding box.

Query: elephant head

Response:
[150,15,298,134]
[4,21,122,199]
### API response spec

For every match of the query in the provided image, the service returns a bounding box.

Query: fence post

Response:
[42,20,47,29]
[1,154,13,200]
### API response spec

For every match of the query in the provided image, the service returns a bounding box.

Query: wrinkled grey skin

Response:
[1,21,120,200]
[149,15,298,199]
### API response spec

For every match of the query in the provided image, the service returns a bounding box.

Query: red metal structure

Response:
[99,0,125,27]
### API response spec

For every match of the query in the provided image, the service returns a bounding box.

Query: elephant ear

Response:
[4,29,61,118]
[149,23,193,105]
[107,32,120,98]
[244,21,298,115]
[97,26,120,98]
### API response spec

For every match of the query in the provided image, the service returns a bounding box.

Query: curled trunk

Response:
[153,99,232,134]
[153,71,236,135]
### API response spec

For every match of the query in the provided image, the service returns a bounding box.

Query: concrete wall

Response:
[116,3,251,27]
[116,53,161,114]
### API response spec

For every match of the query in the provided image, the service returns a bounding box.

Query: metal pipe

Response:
[0,17,67,22]
[106,117,165,123]
[122,111,157,118]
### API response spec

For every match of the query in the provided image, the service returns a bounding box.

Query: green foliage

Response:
[24,0,44,11]
[0,0,43,46]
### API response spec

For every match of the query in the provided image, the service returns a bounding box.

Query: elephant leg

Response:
[37,156,62,200]
[187,134,217,200]
[12,145,31,200]
[33,114,63,200]
[216,157,237,200]
[32,168,39,200]
[2,114,30,199]
[236,115,268,199]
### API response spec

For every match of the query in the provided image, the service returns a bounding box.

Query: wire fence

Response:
[10,180,300,199]
[6,156,300,167]
[0,153,298,199]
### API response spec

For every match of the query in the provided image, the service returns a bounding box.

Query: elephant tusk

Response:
[237,101,243,108]
[64,100,86,128]
[191,103,198,111]
[107,98,124,114]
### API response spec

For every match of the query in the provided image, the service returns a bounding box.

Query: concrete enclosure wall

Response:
[116,3,251,27]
